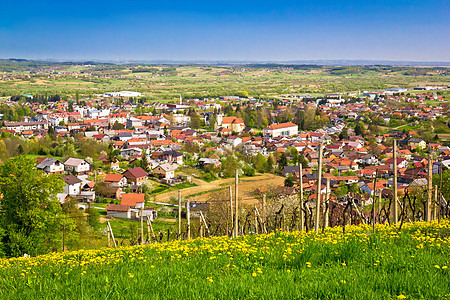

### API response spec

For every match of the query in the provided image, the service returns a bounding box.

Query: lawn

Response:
[0,220,449,299]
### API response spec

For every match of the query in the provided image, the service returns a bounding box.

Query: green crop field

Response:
[1,220,449,299]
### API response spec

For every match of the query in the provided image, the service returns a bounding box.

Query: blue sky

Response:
[0,0,449,61]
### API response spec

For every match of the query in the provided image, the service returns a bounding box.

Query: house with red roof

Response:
[263,122,298,138]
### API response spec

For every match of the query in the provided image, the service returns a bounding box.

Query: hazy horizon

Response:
[1,0,449,61]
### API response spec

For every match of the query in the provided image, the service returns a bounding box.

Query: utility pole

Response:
[299,163,304,231]
[427,154,433,222]
[234,169,239,238]
[186,199,191,239]
[178,190,182,239]
[315,143,323,232]
[393,140,398,225]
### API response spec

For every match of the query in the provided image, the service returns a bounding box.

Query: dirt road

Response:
[154,173,285,205]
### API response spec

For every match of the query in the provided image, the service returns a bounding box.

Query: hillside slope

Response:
[1,221,449,299]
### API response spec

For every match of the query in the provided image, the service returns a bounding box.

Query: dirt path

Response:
[154,173,285,205]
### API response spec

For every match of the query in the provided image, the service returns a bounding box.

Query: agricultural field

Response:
[1,62,449,100]
[1,220,449,299]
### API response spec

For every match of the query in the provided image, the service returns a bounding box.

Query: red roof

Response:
[265,122,297,130]
[104,174,124,182]
[121,193,145,206]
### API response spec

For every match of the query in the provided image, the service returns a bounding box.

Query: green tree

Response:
[87,208,101,231]
[284,174,294,187]
[0,156,65,257]
[140,152,149,173]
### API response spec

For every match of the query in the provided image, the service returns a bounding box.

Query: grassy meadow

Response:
[0,220,449,299]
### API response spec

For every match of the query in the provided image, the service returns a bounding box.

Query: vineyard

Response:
[1,220,449,299]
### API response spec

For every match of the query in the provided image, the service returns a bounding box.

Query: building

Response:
[408,138,426,150]
[263,122,298,138]
[64,158,90,174]
[61,174,82,196]
[214,114,246,133]
[3,121,49,133]
[36,157,64,174]
[123,167,148,185]
[153,163,177,180]
[107,204,132,219]
[121,193,145,208]
[103,174,127,187]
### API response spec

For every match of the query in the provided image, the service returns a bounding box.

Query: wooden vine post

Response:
[393,140,398,225]
[178,190,182,239]
[426,154,433,222]
[315,143,323,232]
[299,163,304,231]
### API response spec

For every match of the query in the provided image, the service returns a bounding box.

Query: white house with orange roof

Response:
[263,122,298,138]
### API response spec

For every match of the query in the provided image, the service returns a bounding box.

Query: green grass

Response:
[1,220,449,299]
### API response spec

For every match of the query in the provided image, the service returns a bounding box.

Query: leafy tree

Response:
[265,154,275,173]
[284,174,294,187]
[279,153,288,172]
[0,156,65,257]
[140,152,149,173]
[112,121,124,130]
[87,208,101,231]
[354,121,365,137]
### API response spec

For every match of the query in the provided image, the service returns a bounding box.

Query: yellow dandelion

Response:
[442,266,448,269]
[397,295,407,299]
[252,272,257,277]
[434,265,440,269]
[129,273,134,278]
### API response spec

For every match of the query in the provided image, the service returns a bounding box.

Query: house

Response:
[263,122,298,138]
[103,174,127,187]
[36,157,64,174]
[120,148,143,159]
[282,166,301,177]
[98,155,120,170]
[226,136,242,147]
[107,204,132,219]
[121,193,145,208]
[153,163,177,180]
[64,158,90,174]
[408,138,426,149]
[387,157,408,169]
[361,180,387,195]
[96,184,122,200]
[161,150,183,165]
[361,154,378,165]
[198,158,221,169]
[214,114,246,133]
[61,174,82,196]
[123,167,148,185]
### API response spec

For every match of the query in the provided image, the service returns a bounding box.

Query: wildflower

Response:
[286,270,290,273]
[434,265,440,269]
[442,266,448,270]
[397,295,407,299]
[342,262,346,266]
[340,280,346,284]
[252,272,257,277]
[128,273,134,278]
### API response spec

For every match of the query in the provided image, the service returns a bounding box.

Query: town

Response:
[0,62,448,247]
